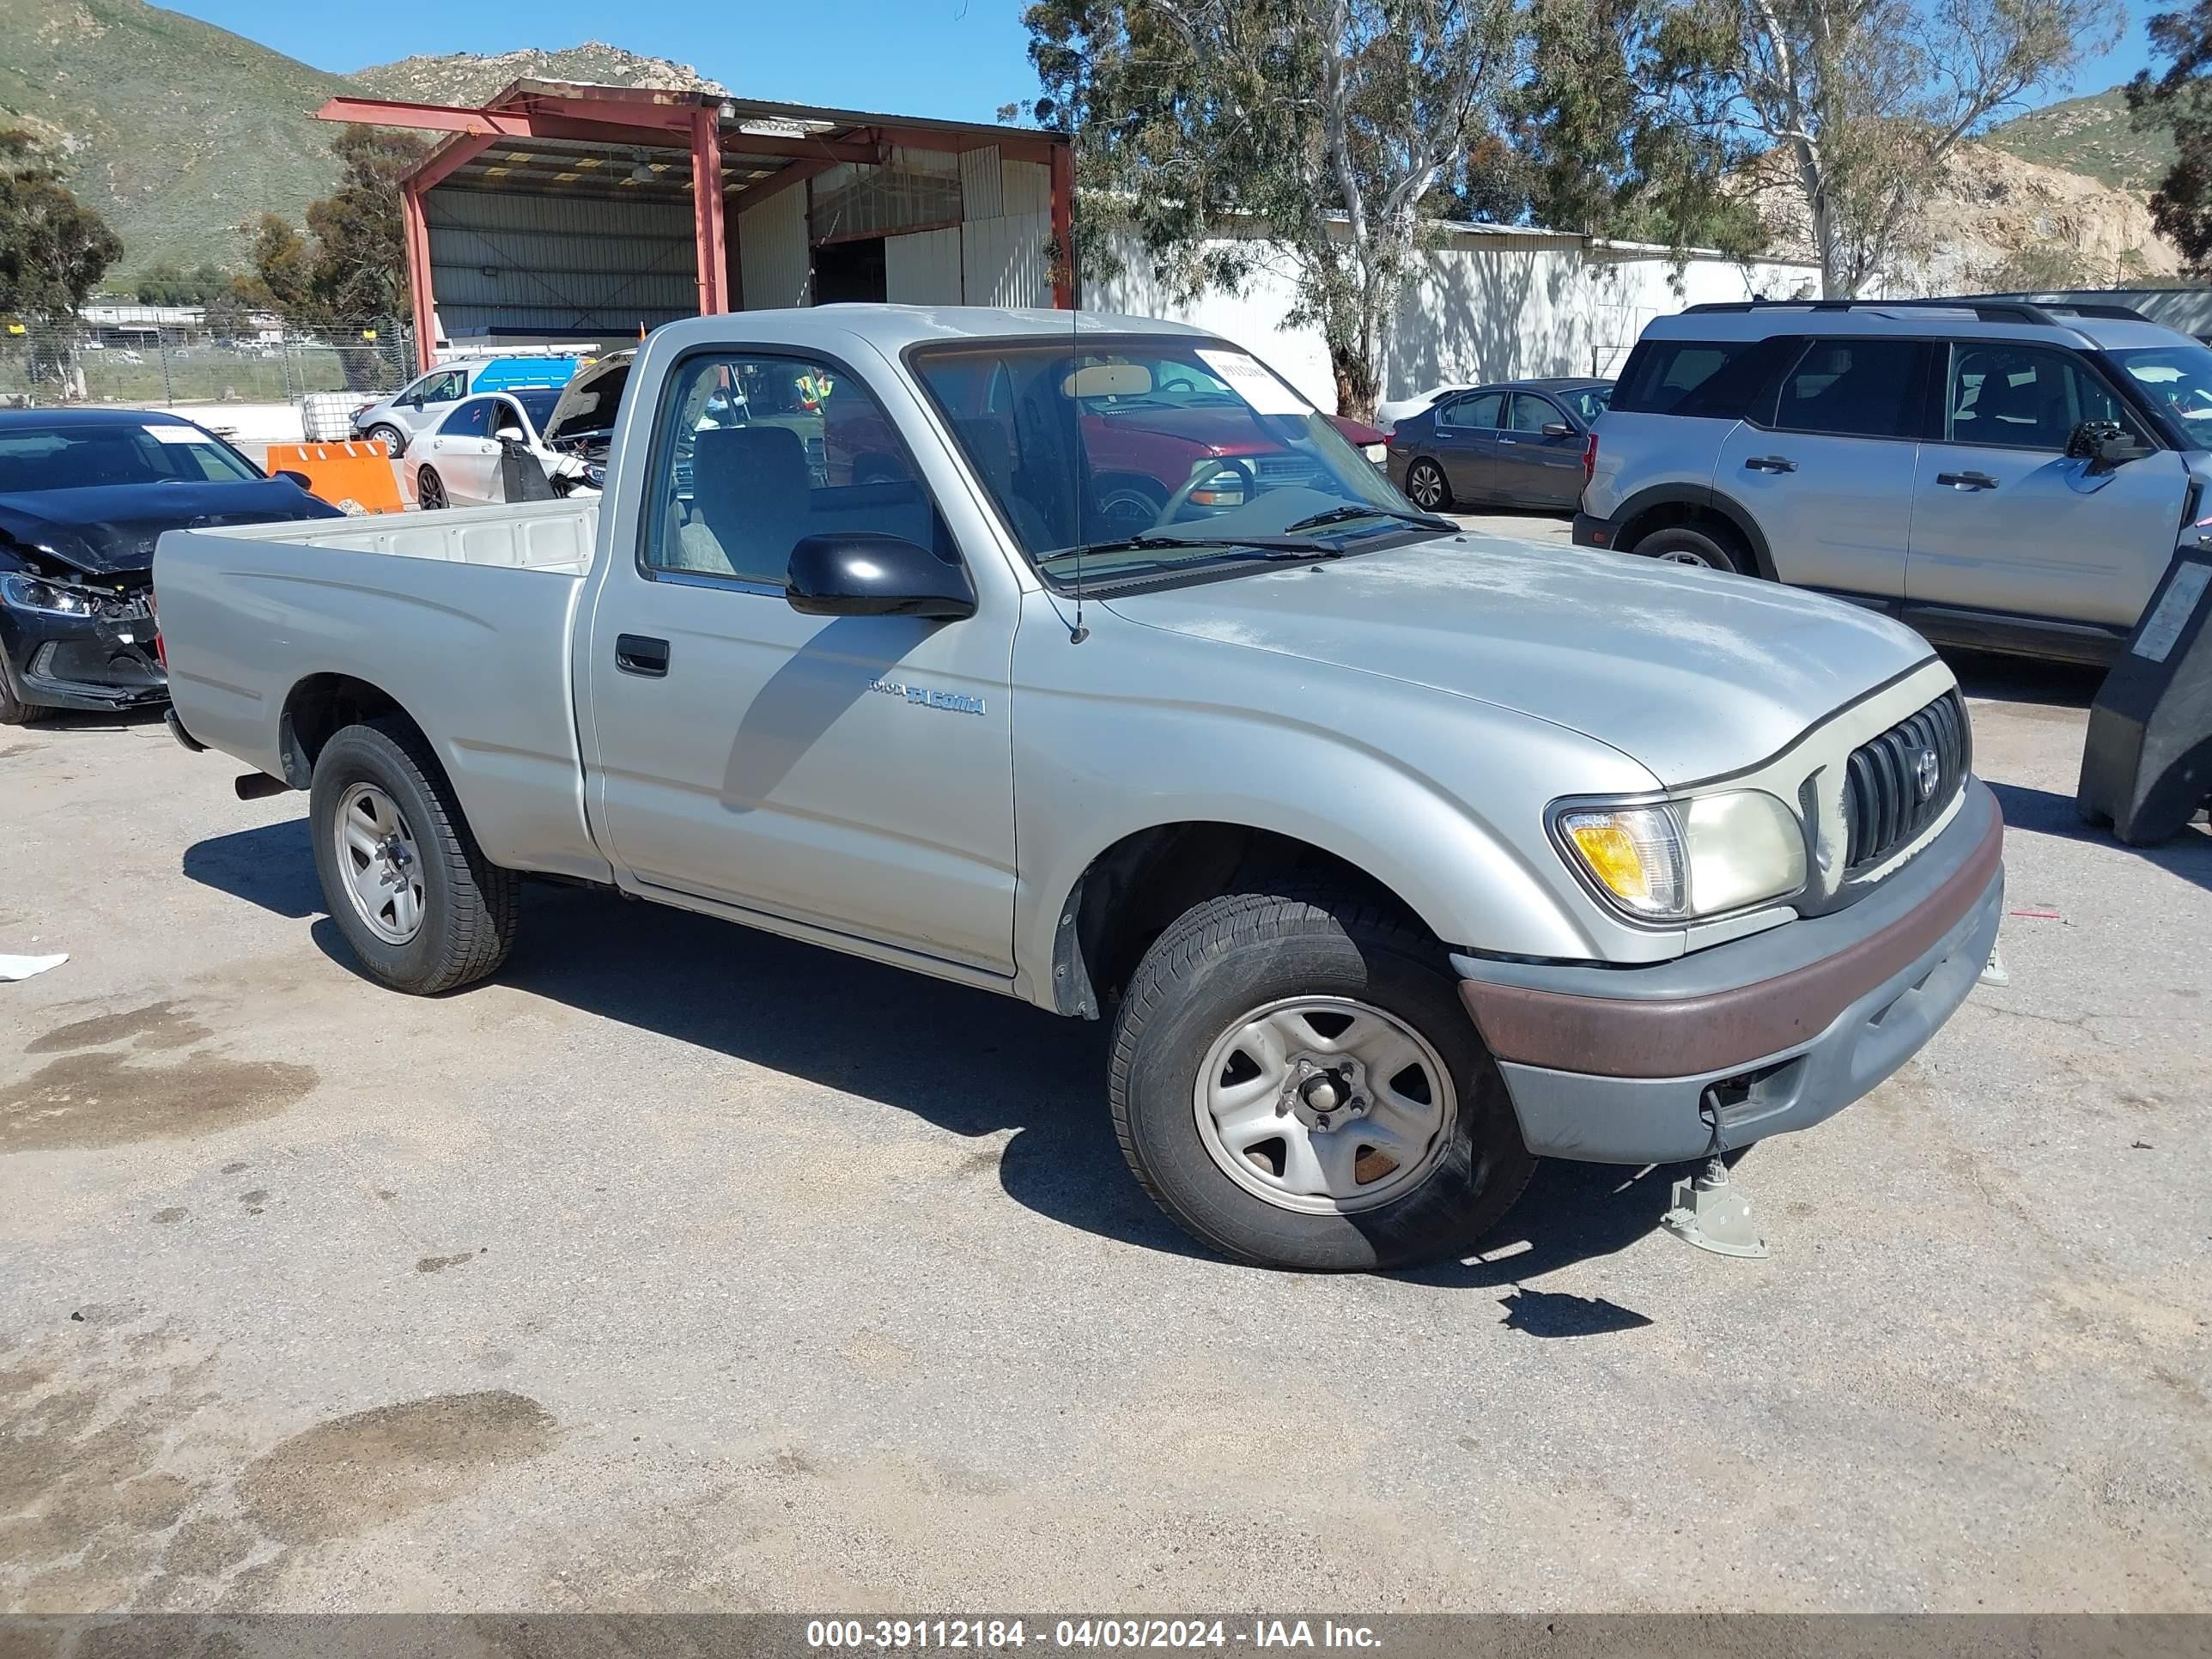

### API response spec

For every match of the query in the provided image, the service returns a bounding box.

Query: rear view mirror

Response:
[1541,421,1574,439]
[787,532,977,621]
[1062,362,1154,399]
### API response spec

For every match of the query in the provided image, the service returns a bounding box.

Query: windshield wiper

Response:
[1280,503,1456,535]
[1036,534,1345,570]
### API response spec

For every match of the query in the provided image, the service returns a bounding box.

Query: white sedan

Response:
[403,388,591,509]
[1374,382,1480,434]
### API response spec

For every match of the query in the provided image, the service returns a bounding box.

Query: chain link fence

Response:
[0,313,416,411]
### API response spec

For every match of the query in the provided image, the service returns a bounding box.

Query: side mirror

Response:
[273,469,313,490]
[1541,421,1574,440]
[787,532,976,621]
[2068,419,2153,472]
[495,426,526,445]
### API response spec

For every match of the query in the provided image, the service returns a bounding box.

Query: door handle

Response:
[615,634,670,678]
[1743,455,1796,473]
[1936,471,1998,490]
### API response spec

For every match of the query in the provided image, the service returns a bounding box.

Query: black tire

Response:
[0,640,34,726]
[416,466,447,510]
[307,717,520,994]
[364,424,408,459]
[1109,886,1536,1272]
[1403,458,1452,512]
[1632,521,1748,574]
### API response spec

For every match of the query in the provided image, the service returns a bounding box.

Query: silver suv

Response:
[1576,299,2212,665]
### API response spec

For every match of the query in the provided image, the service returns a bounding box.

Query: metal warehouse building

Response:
[317,82,1074,370]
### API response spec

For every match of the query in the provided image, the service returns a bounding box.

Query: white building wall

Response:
[963,210,1052,307]
[738,185,812,311]
[1094,228,1820,410]
[886,226,965,305]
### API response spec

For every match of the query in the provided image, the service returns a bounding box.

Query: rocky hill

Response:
[349,43,727,109]
[1747,137,2184,295]
[1983,86,2176,193]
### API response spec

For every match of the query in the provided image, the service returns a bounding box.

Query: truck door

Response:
[1906,341,2189,635]
[581,347,1019,975]
[1711,336,1928,599]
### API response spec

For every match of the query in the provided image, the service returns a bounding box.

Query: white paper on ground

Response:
[1194,349,1309,415]
[0,952,67,981]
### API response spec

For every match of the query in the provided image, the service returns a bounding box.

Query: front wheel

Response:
[1403,458,1451,512]
[308,718,520,994]
[364,424,409,459]
[1109,887,1535,1271]
[1632,522,1747,574]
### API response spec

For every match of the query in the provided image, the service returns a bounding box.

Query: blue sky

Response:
[161,0,2154,125]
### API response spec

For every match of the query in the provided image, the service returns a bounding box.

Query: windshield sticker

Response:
[1195,349,1308,416]
[144,424,216,445]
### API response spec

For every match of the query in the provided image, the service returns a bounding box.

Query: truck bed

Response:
[156,500,612,883]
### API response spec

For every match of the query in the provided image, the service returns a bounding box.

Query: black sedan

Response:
[0,410,341,724]
[1384,378,1611,513]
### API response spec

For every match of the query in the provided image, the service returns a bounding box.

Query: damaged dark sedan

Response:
[0,410,342,724]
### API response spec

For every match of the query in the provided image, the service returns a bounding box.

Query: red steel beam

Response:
[729,155,838,217]
[412,131,501,194]
[1050,141,1076,309]
[400,184,438,374]
[316,97,882,165]
[690,108,730,314]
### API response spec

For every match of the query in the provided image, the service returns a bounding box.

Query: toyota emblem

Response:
[1914,747,1941,801]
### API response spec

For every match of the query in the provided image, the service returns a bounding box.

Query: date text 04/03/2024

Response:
[805,1620,1383,1650]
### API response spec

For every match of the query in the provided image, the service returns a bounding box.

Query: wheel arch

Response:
[277,672,433,791]
[1045,821,1425,1018]
[1612,484,1776,580]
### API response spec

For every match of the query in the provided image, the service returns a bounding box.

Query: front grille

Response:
[1841,690,1970,872]
[1254,454,1326,490]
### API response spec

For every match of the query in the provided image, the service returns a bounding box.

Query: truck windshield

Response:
[2108,344,2212,431]
[908,338,1431,583]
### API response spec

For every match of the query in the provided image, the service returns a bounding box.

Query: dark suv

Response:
[1575,298,2212,665]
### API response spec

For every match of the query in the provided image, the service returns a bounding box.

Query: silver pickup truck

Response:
[157,307,2004,1272]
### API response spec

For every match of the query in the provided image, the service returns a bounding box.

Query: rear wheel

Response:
[1109,886,1535,1271]
[416,466,448,511]
[1632,521,1748,574]
[1403,459,1451,512]
[308,718,519,994]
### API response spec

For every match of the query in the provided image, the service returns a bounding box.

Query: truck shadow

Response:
[184,817,1686,1281]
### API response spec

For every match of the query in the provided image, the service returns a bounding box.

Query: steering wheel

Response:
[1158,455,1258,526]
[1156,372,1206,393]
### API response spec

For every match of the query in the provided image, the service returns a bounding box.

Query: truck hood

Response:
[0,481,341,576]
[1099,530,1936,785]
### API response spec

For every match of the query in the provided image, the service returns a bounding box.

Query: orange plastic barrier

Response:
[266,441,404,515]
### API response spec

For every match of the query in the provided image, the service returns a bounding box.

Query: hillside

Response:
[350,43,726,107]
[0,11,732,283]
[0,0,349,277]
[1745,137,2182,294]
[1984,86,2176,193]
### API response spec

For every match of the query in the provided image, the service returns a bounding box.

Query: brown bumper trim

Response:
[1460,799,2005,1080]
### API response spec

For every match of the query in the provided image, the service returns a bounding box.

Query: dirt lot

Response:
[2,549,2209,1611]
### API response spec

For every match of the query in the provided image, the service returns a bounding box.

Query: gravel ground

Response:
[2,527,2207,1613]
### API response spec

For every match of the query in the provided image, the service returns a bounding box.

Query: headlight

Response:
[1362,441,1387,464]
[1557,791,1806,922]
[0,574,97,618]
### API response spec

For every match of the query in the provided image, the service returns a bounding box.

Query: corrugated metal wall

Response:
[738,185,811,310]
[885,226,964,305]
[1000,159,1051,217]
[962,210,1052,307]
[958,147,1003,219]
[425,190,696,336]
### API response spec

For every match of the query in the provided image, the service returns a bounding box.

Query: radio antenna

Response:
[1065,126,1088,645]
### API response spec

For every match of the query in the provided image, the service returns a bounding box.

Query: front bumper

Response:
[1571,511,1616,550]
[1455,780,2004,1163]
[0,605,168,714]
